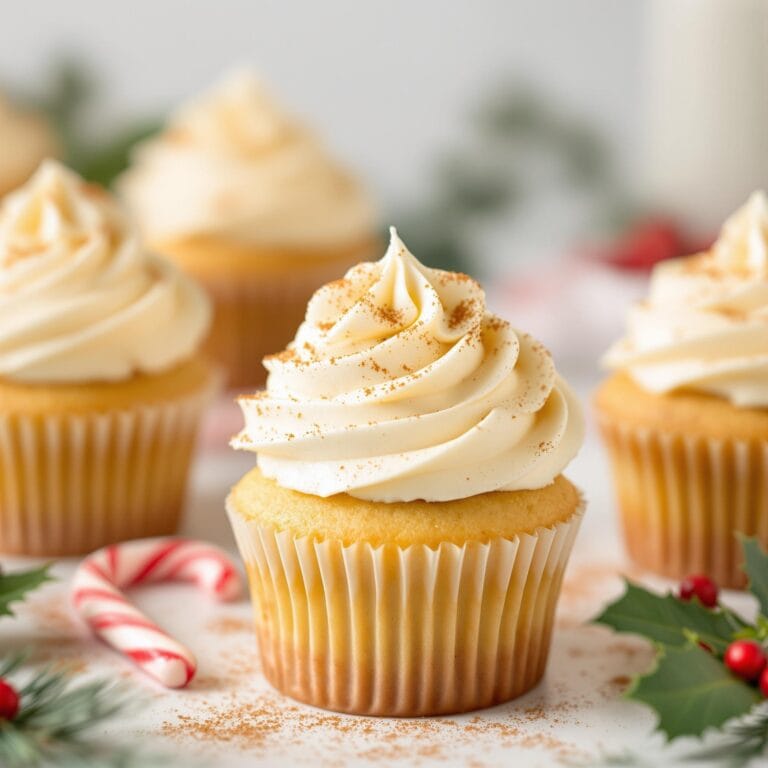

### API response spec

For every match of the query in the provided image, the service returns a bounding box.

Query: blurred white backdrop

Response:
[0,0,644,216]
[5,0,767,382]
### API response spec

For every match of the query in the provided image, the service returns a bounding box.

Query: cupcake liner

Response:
[200,258,361,390]
[598,417,768,587]
[227,498,583,716]
[0,384,216,556]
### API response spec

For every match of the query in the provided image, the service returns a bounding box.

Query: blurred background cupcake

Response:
[119,71,377,389]
[0,161,218,556]
[0,93,58,197]
[596,192,768,587]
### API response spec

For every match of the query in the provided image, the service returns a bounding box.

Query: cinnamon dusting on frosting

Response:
[604,191,768,407]
[0,161,211,382]
[233,227,583,501]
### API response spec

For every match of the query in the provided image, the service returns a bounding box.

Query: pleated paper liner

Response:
[228,499,583,716]
[599,416,768,588]
[0,383,216,556]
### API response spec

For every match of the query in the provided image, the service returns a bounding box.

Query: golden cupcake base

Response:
[0,357,219,556]
[596,373,768,588]
[227,469,583,716]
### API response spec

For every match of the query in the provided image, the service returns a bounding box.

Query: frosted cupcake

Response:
[120,72,376,389]
[228,229,584,716]
[0,95,58,197]
[0,161,217,556]
[597,192,768,587]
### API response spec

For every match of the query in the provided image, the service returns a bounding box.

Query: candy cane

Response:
[71,537,242,688]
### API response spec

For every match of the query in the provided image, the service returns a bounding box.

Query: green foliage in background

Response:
[6,59,636,274]
[393,83,632,273]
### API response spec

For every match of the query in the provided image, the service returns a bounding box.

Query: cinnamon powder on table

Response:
[159,684,590,766]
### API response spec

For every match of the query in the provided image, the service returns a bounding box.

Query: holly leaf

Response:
[741,536,768,617]
[629,643,760,740]
[594,580,747,655]
[0,565,53,618]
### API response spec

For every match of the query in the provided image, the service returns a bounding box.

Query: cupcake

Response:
[120,72,377,389]
[0,95,58,197]
[228,228,585,716]
[0,161,217,556]
[597,192,768,587]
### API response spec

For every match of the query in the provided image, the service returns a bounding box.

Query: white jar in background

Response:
[644,0,768,231]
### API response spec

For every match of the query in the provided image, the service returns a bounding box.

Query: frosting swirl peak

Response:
[604,191,768,406]
[0,161,211,383]
[120,71,374,248]
[233,229,584,502]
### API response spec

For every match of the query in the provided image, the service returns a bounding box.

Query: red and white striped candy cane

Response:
[71,537,242,688]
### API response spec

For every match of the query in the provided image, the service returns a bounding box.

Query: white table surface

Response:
[3,391,760,768]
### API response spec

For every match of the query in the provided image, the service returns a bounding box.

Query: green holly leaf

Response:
[0,564,53,618]
[741,536,768,617]
[629,643,760,740]
[594,580,747,655]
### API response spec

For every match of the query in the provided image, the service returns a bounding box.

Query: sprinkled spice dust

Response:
[712,304,749,322]
[206,615,254,636]
[484,315,509,333]
[679,251,755,281]
[150,614,658,766]
[447,298,477,329]
[159,688,590,766]
[371,300,405,327]
[13,555,659,765]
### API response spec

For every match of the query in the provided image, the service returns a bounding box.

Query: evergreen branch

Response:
[0,660,156,768]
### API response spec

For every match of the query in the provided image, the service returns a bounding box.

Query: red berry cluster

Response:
[678,574,768,696]
[0,678,19,721]
[587,218,714,273]
[725,641,768,695]
[679,574,719,607]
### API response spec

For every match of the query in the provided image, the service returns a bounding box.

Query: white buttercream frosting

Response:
[604,191,768,407]
[233,229,584,502]
[119,71,374,248]
[0,161,211,383]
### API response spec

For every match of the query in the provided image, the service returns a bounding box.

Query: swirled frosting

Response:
[604,191,768,407]
[0,95,58,196]
[119,71,374,249]
[0,161,211,383]
[233,229,584,502]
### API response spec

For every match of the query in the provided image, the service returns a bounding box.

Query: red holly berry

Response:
[725,640,767,682]
[602,219,684,272]
[759,667,768,697]
[0,678,19,720]
[679,574,719,607]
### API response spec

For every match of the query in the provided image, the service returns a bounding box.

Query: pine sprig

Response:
[686,703,768,767]
[0,658,151,768]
